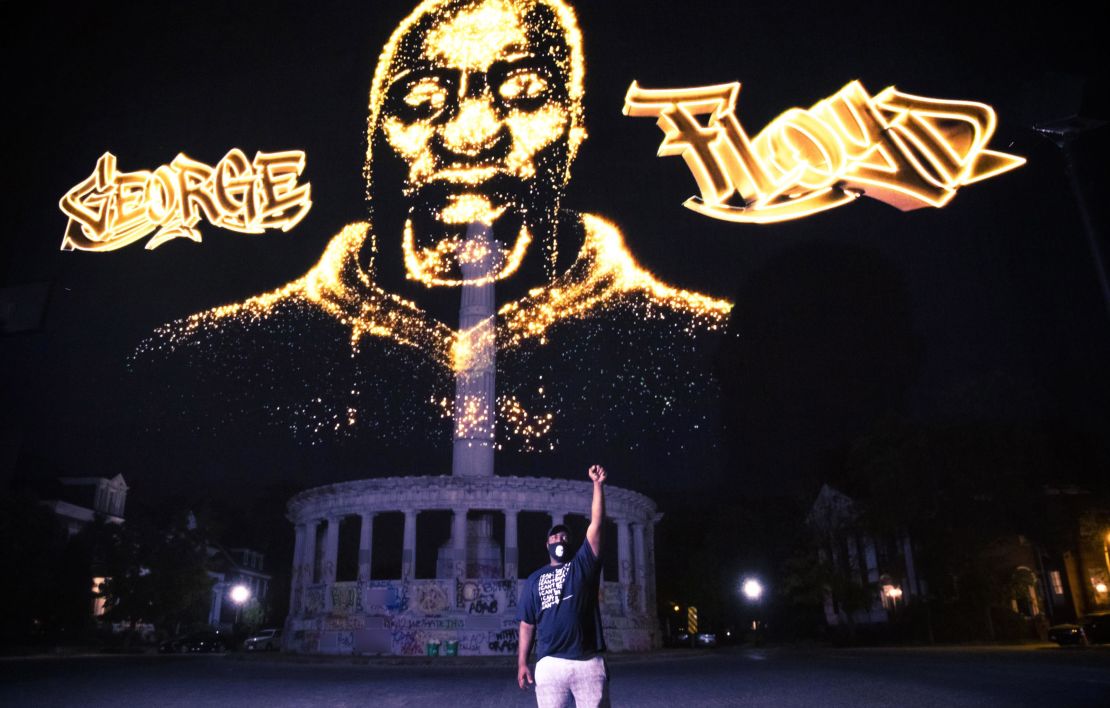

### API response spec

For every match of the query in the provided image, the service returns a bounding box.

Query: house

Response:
[40,474,127,537]
[807,484,922,628]
[1039,485,1110,623]
[205,544,273,629]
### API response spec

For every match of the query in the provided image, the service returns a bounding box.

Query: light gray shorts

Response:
[534,655,610,708]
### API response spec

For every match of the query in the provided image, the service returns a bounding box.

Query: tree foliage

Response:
[98,504,213,634]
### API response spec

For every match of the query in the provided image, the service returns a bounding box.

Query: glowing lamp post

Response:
[741,578,764,603]
[230,583,251,626]
[740,576,765,646]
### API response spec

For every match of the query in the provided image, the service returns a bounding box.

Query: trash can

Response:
[425,640,441,657]
[443,639,459,656]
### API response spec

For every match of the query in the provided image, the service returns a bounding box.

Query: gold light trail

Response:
[60,149,312,251]
[624,80,1025,223]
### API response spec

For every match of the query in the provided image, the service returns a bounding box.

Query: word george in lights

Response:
[60,149,312,252]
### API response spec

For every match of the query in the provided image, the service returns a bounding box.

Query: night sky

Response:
[4,0,1108,514]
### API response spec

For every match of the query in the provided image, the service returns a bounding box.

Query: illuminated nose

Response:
[442,98,502,156]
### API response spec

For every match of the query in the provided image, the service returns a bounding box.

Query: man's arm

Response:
[586,465,607,557]
[517,621,535,689]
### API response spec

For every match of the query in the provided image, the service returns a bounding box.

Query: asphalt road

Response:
[3,645,1108,707]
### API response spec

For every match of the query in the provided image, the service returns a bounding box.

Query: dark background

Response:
[4,0,1107,519]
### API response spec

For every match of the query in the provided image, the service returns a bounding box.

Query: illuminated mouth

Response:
[440,194,507,225]
[430,166,504,185]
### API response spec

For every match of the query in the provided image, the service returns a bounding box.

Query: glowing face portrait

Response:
[372,0,586,286]
[138,0,730,457]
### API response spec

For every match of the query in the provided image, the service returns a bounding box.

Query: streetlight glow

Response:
[741,578,764,602]
[230,584,251,605]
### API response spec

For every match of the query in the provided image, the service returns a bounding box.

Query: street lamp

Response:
[741,578,764,602]
[740,576,765,646]
[230,583,251,626]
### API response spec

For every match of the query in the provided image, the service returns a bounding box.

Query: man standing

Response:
[517,464,609,707]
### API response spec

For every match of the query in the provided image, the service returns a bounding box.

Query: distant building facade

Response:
[40,474,128,536]
[206,545,273,629]
[808,484,922,628]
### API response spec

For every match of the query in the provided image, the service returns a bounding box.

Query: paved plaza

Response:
[4,645,1109,707]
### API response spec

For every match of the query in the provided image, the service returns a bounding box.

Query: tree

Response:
[99,505,213,636]
[0,489,81,642]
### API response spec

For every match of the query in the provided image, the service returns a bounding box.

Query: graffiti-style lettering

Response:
[623,80,1023,223]
[59,149,312,251]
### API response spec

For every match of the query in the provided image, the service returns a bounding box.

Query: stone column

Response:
[322,517,340,613]
[549,512,564,529]
[617,521,633,614]
[358,513,375,582]
[453,508,468,579]
[323,516,340,584]
[402,510,418,580]
[209,582,224,626]
[302,520,319,587]
[633,522,647,613]
[618,521,633,585]
[504,510,519,580]
[289,524,305,613]
[645,519,658,614]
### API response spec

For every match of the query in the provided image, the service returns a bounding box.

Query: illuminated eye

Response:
[403,78,448,112]
[498,71,549,103]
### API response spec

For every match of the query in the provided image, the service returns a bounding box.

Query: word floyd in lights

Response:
[623,80,1025,224]
[59,149,312,252]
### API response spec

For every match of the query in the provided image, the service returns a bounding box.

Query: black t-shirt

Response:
[517,540,606,661]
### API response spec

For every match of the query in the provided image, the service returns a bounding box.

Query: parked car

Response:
[1048,612,1110,646]
[243,628,283,652]
[694,631,718,647]
[159,631,227,653]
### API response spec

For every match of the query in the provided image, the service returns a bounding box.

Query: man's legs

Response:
[534,656,573,708]
[534,656,609,708]
[567,656,609,708]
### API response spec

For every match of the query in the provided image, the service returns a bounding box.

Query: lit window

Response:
[1050,571,1064,595]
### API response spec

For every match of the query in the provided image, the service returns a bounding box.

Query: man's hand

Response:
[517,621,535,688]
[588,464,607,484]
[517,663,534,689]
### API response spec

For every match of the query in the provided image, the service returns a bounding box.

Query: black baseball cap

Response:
[546,524,570,539]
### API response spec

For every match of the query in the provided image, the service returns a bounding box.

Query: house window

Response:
[1050,571,1064,596]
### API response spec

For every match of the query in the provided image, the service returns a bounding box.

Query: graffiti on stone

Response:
[331,582,361,614]
[458,631,485,654]
[469,563,502,579]
[366,581,408,613]
[457,579,517,614]
[601,583,622,614]
[627,583,640,612]
[301,630,321,653]
[385,616,464,657]
[488,627,519,654]
[336,631,355,652]
[386,617,465,631]
[415,582,450,614]
[304,586,325,615]
[607,630,625,652]
[324,616,366,631]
